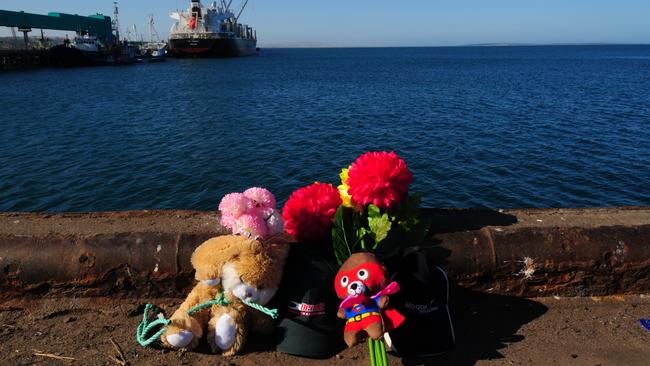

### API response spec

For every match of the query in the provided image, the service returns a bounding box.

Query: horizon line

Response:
[258,42,650,49]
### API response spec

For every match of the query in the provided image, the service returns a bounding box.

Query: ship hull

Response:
[169,37,257,58]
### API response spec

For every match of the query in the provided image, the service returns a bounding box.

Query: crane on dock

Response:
[112,2,120,42]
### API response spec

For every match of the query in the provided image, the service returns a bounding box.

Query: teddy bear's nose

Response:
[350,283,358,291]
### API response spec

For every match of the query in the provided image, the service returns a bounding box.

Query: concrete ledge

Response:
[431,207,650,297]
[1,207,649,299]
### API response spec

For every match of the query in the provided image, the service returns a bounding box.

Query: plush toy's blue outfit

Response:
[344,298,380,319]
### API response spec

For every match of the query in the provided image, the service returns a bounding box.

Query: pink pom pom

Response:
[233,213,268,240]
[218,192,254,217]
[220,213,238,230]
[243,187,277,209]
[254,207,284,236]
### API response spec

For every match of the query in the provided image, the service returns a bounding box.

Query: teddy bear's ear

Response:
[191,235,258,280]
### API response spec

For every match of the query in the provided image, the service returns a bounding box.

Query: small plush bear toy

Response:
[161,234,289,355]
[334,252,405,347]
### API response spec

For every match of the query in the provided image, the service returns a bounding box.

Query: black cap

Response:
[388,247,455,357]
[275,245,345,358]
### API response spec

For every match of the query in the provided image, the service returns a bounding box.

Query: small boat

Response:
[72,34,103,53]
[70,33,108,65]
[148,45,167,62]
[71,35,136,66]
[105,41,137,65]
[47,3,136,68]
[141,43,167,62]
[138,15,168,62]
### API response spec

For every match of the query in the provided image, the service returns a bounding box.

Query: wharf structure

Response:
[0,9,116,70]
[0,10,114,47]
[0,49,55,70]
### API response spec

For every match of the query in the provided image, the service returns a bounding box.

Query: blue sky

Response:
[1,1,648,46]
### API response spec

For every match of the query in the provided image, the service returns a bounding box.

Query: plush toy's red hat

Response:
[334,252,387,300]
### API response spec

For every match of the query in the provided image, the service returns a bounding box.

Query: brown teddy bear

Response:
[161,234,289,355]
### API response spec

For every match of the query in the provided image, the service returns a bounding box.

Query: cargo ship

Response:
[168,0,257,58]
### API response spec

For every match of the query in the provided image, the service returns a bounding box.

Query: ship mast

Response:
[112,1,120,43]
[148,14,160,43]
[235,0,250,22]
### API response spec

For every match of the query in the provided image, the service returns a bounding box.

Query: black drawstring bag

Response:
[387,247,455,357]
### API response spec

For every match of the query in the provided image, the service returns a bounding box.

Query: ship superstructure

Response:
[169,0,257,57]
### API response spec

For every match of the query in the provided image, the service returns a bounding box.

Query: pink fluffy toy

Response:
[218,187,284,240]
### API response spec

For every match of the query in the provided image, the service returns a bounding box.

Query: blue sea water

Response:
[1,45,649,211]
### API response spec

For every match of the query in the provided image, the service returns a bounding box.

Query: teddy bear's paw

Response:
[214,313,237,350]
[165,330,194,349]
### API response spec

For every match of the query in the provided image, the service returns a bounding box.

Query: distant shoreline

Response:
[258,43,650,49]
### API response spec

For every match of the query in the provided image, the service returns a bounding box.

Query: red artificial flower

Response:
[282,182,342,242]
[346,151,413,209]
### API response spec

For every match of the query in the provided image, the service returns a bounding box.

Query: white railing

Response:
[169,32,227,39]
[169,31,256,41]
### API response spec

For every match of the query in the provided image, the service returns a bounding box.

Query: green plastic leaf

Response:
[368,211,392,249]
[367,204,381,218]
[371,192,433,257]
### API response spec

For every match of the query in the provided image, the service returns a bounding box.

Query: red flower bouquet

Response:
[332,151,427,264]
[282,151,428,264]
